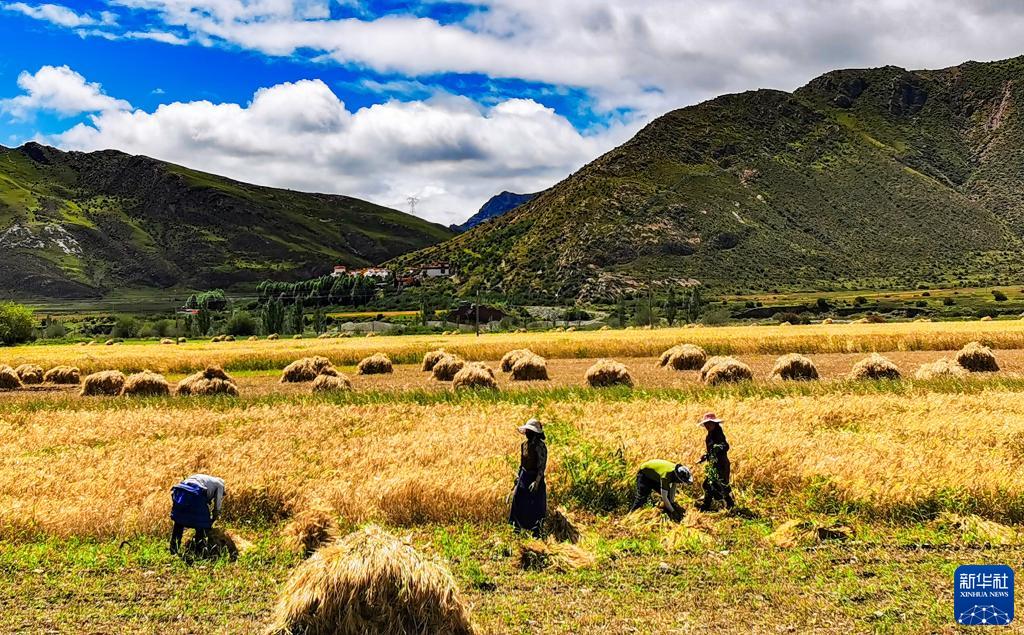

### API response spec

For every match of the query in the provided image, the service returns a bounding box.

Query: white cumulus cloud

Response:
[0,65,132,119]
[48,75,632,223]
[1,2,115,27]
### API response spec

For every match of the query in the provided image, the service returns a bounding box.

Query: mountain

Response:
[0,143,454,298]
[394,56,1024,301]
[450,191,539,233]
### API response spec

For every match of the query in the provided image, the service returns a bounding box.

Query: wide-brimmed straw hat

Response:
[699,412,722,425]
[517,418,544,435]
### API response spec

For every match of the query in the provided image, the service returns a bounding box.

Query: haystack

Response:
[452,363,498,390]
[160,338,175,345]
[545,507,580,544]
[224,335,236,342]
[954,341,999,372]
[432,354,466,381]
[766,519,853,549]
[268,333,279,340]
[585,359,633,387]
[211,335,224,343]
[769,353,819,381]
[249,335,259,341]
[981,315,994,322]
[80,370,126,396]
[177,337,187,344]
[311,373,352,393]
[281,356,335,383]
[105,339,115,346]
[698,356,732,382]
[120,370,171,397]
[293,334,303,340]
[821,318,834,324]
[177,366,239,396]
[14,364,43,385]
[666,344,707,371]
[43,365,80,385]
[365,332,377,338]
[267,525,475,635]
[518,539,596,572]
[510,353,549,381]
[848,354,901,380]
[421,349,447,372]
[703,358,753,385]
[658,345,680,367]
[500,349,532,372]
[0,366,23,390]
[357,353,393,375]
[281,506,339,557]
[914,358,968,380]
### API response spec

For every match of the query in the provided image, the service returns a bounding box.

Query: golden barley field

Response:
[3,321,1024,633]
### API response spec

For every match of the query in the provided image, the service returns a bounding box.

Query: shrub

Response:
[224,311,258,336]
[993,290,1008,302]
[0,302,34,345]
[110,316,140,339]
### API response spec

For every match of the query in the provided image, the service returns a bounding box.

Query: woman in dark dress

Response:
[697,412,735,510]
[509,418,548,537]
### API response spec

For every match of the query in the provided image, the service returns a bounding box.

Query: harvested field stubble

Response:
[9,321,1024,375]
[5,390,1024,537]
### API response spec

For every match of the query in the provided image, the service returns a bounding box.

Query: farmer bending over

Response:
[697,412,735,510]
[169,473,225,556]
[629,459,692,520]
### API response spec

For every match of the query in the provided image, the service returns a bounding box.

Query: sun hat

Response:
[674,465,693,484]
[517,418,544,435]
[699,412,722,425]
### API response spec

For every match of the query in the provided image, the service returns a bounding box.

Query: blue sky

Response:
[2,1,1023,223]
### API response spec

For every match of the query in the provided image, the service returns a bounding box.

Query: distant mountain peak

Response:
[449,190,539,233]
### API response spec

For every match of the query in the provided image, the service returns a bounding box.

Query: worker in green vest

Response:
[628,458,692,520]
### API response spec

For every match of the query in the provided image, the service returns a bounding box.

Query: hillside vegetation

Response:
[0,143,453,298]
[397,56,1024,300]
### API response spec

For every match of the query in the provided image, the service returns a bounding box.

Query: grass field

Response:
[2,322,1023,633]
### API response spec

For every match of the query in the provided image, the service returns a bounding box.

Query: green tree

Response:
[312,307,327,334]
[0,302,35,344]
[685,287,704,323]
[195,308,212,336]
[664,288,679,326]
[262,297,285,335]
[615,296,627,326]
[289,298,305,335]
[225,310,258,336]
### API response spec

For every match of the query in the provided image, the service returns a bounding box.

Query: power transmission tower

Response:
[406,196,420,215]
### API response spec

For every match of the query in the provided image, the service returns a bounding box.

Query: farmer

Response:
[169,473,226,556]
[697,412,735,510]
[509,418,548,537]
[629,459,693,520]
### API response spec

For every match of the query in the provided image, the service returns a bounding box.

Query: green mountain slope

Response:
[0,143,453,298]
[394,56,1024,300]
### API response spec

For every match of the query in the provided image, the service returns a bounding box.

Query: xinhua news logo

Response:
[954,565,1014,626]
